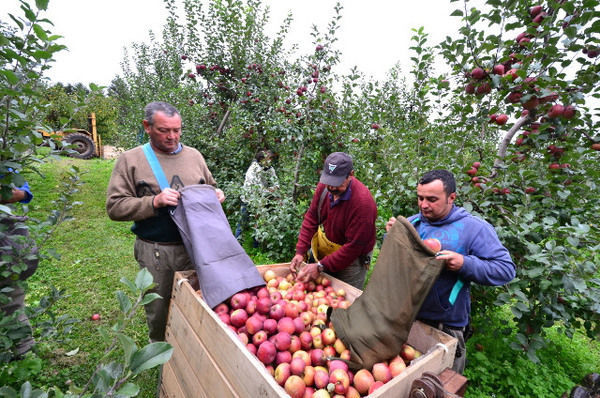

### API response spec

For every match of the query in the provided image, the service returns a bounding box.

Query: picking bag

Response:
[170,184,265,308]
[330,216,444,370]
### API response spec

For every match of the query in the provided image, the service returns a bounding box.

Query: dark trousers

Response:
[134,239,194,342]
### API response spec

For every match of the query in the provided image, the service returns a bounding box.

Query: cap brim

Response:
[320,172,346,187]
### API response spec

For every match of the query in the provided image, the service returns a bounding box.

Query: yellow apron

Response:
[310,225,342,262]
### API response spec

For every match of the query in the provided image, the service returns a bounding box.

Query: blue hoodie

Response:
[408,206,515,327]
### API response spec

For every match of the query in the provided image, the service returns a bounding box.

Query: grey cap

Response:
[320,152,353,186]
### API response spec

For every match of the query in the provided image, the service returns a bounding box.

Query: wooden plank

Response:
[165,301,237,398]
[160,361,185,398]
[438,368,468,396]
[169,272,286,398]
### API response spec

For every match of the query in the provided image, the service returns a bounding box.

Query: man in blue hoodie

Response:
[386,169,515,373]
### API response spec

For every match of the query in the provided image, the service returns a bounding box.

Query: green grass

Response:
[10,156,600,397]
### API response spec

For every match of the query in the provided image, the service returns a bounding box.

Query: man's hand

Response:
[385,216,397,232]
[0,188,26,204]
[215,188,225,203]
[295,262,320,283]
[153,188,180,208]
[289,254,305,277]
[435,250,464,272]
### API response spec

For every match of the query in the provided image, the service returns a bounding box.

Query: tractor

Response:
[40,113,103,159]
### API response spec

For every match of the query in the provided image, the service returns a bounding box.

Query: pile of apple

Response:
[212,270,421,397]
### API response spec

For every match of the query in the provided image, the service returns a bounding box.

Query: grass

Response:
[11,155,600,397]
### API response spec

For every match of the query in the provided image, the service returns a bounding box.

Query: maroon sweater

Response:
[295,178,377,273]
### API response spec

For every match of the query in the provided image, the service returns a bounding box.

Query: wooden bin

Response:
[160,264,457,398]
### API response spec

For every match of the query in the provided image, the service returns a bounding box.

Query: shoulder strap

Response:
[317,188,328,225]
[142,143,170,190]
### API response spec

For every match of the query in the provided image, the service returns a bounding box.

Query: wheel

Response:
[64,133,95,159]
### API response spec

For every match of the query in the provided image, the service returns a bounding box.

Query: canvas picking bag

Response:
[330,216,444,370]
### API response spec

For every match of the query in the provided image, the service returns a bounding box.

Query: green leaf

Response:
[116,383,140,397]
[140,292,162,305]
[451,9,464,16]
[0,70,20,85]
[129,342,173,374]
[135,268,154,290]
[32,24,48,41]
[35,0,49,10]
[567,236,579,247]
[116,290,132,313]
[117,332,137,367]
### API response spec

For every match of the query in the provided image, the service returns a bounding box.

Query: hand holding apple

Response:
[295,262,320,283]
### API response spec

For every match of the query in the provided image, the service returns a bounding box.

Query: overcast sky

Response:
[0,0,461,87]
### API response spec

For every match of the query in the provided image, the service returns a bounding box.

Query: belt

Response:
[137,237,184,246]
[418,318,465,331]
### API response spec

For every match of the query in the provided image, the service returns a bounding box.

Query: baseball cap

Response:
[319,152,353,186]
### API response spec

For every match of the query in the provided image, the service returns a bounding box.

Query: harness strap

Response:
[142,143,170,190]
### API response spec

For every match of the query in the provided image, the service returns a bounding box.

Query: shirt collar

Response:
[329,179,353,207]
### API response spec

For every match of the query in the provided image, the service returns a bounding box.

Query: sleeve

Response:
[105,155,156,222]
[457,222,516,286]
[295,185,324,255]
[18,181,33,204]
[320,196,377,273]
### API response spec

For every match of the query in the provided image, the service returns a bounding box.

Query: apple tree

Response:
[436,0,600,361]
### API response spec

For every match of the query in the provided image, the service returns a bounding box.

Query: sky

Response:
[0,0,461,87]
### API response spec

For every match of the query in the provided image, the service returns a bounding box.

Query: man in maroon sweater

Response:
[290,152,377,289]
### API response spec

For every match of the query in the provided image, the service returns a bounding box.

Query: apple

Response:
[476,82,491,95]
[371,123,380,130]
[284,375,306,398]
[506,91,522,103]
[245,297,257,315]
[548,104,565,118]
[256,297,272,315]
[314,368,330,389]
[423,238,442,253]
[389,355,407,377]
[329,368,350,395]
[278,317,296,334]
[299,331,313,350]
[492,64,505,75]
[246,343,256,355]
[292,350,311,366]
[214,303,229,314]
[562,105,576,119]
[353,369,375,395]
[465,83,475,94]
[274,362,291,386]
[263,269,277,282]
[245,315,263,335]
[274,331,292,351]
[310,348,326,367]
[470,67,486,80]
[91,313,101,321]
[549,163,561,170]
[252,330,268,346]
[400,343,417,362]
[333,338,346,355]
[256,287,269,299]
[285,302,299,319]
[372,362,392,383]
[591,143,600,151]
[290,357,306,376]
[525,187,536,194]
[275,350,292,366]
[269,303,285,320]
[466,167,477,176]
[495,114,508,125]
[263,318,278,335]
[321,328,337,346]
[289,335,301,353]
[303,365,316,386]
[230,309,248,328]
[230,292,249,310]
[346,386,361,398]
[257,341,277,365]
[368,381,385,394]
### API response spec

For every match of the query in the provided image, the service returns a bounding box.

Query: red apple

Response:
[230,291,249,310]
[329,368,350,395]
[368,381,384,394]
[269,303,286,320]
[257,341,277,365]
[292,350,311,366]
[246,343,256,355]
[289,335,301,353]
[274,362,291,386]
[245,315,263,335]
[548,104,565,118]
[230,309,248,328]
[321,328,337,346]
[471,67,486,80]
[278,317,296,334]
[275,350,292,366]
[492,64,505,75]
[284,375,306,398]
[389,355,407,377]
[290,357,306,376]
[353,368,375,395]
[495,114,509,125]
[310,348,327,367]
[423,238,442,253]
[252,330,268,346]
[256,297,272,315]
[91,313,101,321]
[214,303,229,314]
[299,331,313,350]
[372,362,392,383]
[263,318,278,335]
[313,368,330,389]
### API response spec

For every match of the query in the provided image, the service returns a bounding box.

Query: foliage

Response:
[465,307,600,397]
[437,0,600,361]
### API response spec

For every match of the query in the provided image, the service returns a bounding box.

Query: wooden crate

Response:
[160,264,457,398]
